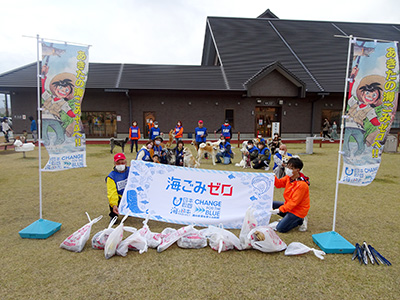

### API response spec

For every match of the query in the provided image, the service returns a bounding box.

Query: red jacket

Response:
[274,174,310,218]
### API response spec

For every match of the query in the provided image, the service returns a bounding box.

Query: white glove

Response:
[270,209,280,215]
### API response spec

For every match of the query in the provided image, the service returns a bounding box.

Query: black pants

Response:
[109,198,121,219]
[130,139,138,152]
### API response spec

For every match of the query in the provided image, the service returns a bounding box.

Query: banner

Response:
[40,42,89,171]
[119,161,275,229]
[340,40,399,186]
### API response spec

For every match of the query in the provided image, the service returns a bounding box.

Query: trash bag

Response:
[116,229,147,256]
[104,215,129,259]
[177,229,207,249]
[284,242,326,260]
[239,206,257,250]
[203,225,242,253]
[157,225,196,253]
[248,226,287,253]
[91,216,118,250]
[60,212,102,252]
[137,217,162,248]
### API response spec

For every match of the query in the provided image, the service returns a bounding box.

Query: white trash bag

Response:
[116,228,147,256]
[203,225,242,253]
[104,215,129,259]
[248,226,287,253]
[157,225,196,253]
[177,228,207,249]
[239,206,257,250]
[92,216,118,250]
[137,217,162,248]
[284,242,326,260]
[60,212,102,252]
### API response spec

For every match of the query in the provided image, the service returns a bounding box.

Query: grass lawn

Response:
[0,142,399,299]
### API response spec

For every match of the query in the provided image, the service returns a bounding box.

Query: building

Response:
[1,9,399,139]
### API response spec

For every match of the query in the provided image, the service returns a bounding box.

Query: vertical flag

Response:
[40,42,89,171]
[340,40,399,185]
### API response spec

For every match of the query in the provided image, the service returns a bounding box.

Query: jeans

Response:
[273,201,304,233]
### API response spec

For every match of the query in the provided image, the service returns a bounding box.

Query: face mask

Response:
[285,168,293,177]
[147,144,153,149]
[155,140,161,145]
[248,145,253,149]
[115,164,126,172]
[133,123,137,126]
[279,150,285,155]
[154,125,158,128]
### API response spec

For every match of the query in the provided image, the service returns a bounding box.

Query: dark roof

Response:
[202,17,400,93]
[257,9,279,19]
[0,62,227,91]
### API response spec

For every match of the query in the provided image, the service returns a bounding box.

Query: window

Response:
[225,109,234,128]
[392,111,400,128]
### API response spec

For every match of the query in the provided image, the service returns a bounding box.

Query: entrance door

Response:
[255,107,280,138]
[143,111,156,139]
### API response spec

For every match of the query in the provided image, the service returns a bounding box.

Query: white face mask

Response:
[155,140,161,145]
[154,125,158,128]
[147,144,153,149]
[279,150,285,156]
[115,164,126,172]
[285,168,293,177]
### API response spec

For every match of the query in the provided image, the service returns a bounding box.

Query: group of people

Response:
[1,116,37,144]
[322,119,338,141]
[107,127,310,234]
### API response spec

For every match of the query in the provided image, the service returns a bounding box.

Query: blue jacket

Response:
[219,141,233,157]
[105,167,130,198]
[150,127,161,140]
[30,119,37,131]
[195,127,208,143]
[136,148,152,161]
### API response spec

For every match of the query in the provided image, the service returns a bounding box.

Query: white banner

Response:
[119,161,275,229]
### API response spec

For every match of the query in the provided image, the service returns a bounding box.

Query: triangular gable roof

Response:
[244,61,306,97]
[257,9,279,19]
[202,17,400,93]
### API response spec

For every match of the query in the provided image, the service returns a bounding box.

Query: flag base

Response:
[312,231,355,254]
[19,218,62,239]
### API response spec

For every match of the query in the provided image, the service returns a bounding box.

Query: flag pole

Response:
[311,35,355,254]
[332,35,353,232]
[36,34,43,220]
[18,34,62,239]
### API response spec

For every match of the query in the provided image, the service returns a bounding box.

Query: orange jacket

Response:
[274,175,310,218]
[174,126,183,139]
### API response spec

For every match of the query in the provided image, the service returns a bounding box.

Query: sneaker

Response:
[298,216,308,232]
[330,139,334,142]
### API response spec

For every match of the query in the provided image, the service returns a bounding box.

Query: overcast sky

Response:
[1,0,399,77]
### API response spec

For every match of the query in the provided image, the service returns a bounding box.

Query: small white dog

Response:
[183,147,200,168]
[235,141,252,168]
[197,140,221,165]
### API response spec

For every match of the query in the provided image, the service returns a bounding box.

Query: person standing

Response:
[215,120,232,143]
[270,157,310,233]
[29,116,37,143]
[322,119,333,142]
[129,121,141,153]
[331,121,338,140]
[194,120,208,158]
[149,121,161,140]
[105,153,130,222]
[174,120,184,144]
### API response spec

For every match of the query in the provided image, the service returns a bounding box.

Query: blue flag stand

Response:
[312,35,356,254]
[19,34,62,239]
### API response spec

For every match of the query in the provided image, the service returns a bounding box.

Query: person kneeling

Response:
[270,157,309,233]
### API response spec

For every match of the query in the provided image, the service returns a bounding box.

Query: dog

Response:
[164,129,174,149]
[235,141,252,168]
[183,147,200,168]
[197,140,221,165]
[110,137,129,154]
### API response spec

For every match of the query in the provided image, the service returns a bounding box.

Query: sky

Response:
[0,0,399,76]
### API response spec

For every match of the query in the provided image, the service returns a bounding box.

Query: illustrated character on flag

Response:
[41,64,76,146]
[343,66,385,157]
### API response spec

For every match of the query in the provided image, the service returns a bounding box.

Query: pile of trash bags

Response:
[60,209,325,260]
